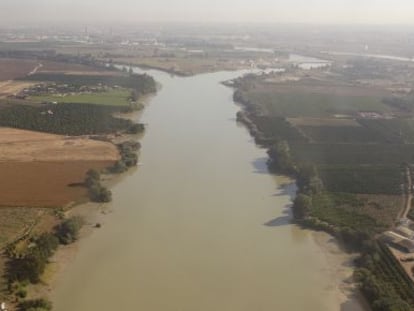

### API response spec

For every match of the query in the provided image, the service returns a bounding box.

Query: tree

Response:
[55,216,84,245]
[18,298,52,311]
[373,297,411,311]
[88,184,112,203]
[130,90,138,102]
[292,194,312,219]
[33,233,59,260]
[267,141,296,174]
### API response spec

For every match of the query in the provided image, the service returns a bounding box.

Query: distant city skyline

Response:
[1,0,414,25]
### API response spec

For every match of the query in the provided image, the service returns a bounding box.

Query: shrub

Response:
[18,298,52,311]
[55,216,84,245]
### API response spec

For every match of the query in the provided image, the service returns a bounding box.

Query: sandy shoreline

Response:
[311,231,369,311]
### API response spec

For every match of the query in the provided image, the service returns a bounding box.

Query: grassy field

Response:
[31,89,131,106]
[0,207,42,248]
[308,192,401,233]
[311,192,385,233]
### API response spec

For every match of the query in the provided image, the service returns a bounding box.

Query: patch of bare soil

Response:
[0,58,39,81]
[0,161,114,207]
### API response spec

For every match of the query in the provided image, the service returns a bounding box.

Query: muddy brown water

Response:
[52,68,367,311]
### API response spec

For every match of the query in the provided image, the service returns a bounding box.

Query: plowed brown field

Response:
[0,128,119,207]
[0,161,113,207]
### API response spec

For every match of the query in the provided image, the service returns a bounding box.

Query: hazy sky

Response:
[1,0,414,25]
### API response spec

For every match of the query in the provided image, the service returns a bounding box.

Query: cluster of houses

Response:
[13,83,112,101]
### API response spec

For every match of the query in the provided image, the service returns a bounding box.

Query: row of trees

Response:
[109,141,141,173]
[5,216,84,309]
[85,169,112,203]
[18,298,52,311]
[7,216,84,285]
[0,103,145,136]
[5,216,83,310]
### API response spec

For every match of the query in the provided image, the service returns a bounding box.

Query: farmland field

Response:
[0,128,119,207]
[298,125,384,143]
[319,166,403,194]
[0,160,114,207]
[290,143,414,166]
[31,89,131,106]
[243,88,389,117]
[359,118,414,143]
[0,58,39,81]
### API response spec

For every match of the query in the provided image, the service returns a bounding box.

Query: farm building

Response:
[382,231,414,253]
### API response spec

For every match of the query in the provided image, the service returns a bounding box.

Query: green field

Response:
[359,118,414,143]
[290,143,414,166]
[32,89,131,106]
[311,192,385,233]
[299,125,384,143]
[243,90,389,117]
[319,166,403,195]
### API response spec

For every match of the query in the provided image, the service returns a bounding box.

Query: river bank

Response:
[45,67,370,311]
[233,86,370,311]
[0,95,151,310]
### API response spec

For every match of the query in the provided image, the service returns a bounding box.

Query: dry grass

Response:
[0,128,120,162]
[114,56,248,75]
[0,80,36,98]
[0,207,44,248]
[357,194,403,228]
[39,61,106,73]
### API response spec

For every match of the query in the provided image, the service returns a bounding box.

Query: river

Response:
[52,68,367,311]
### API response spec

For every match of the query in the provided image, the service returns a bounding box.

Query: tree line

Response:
[0,103,145,136]
[5,216,84,310]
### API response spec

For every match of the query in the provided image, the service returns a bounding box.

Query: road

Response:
[399,166,412,220]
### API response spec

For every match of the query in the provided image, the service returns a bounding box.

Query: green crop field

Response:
[319,166,403,195]
[359,118,414,143]
[290,143,414,166]
[244,90,389,117]
[299,125,384,143]
[31,89,131,106]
